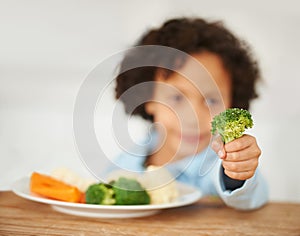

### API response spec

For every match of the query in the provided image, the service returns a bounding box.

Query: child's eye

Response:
[170,94,184,103]
[206,98,219,106]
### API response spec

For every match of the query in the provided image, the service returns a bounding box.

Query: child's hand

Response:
[211,134,261,180]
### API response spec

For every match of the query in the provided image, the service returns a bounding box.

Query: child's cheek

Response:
[156,106,180,129]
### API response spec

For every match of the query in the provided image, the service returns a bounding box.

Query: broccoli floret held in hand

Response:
[211,108,253,143]
[85,183,116,205]
[111,177,150,205]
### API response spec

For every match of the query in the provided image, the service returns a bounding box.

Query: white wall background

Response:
[1,0,299,202]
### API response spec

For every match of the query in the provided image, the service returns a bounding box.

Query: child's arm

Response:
[211,134,268,209]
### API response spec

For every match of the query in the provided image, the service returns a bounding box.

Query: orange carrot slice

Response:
[30,172,82,203]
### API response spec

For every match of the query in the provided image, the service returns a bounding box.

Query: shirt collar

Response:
[142,131,220,178]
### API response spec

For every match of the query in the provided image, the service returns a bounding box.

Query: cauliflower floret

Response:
[50,167,96,192]
[139,165,179,204]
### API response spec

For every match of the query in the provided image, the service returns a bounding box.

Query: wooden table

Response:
[0,191,299,236]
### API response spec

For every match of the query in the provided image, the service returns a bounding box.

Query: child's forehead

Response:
[154,51,231,95]
[154,71,218,96]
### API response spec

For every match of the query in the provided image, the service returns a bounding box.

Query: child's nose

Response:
[180,101,207,128]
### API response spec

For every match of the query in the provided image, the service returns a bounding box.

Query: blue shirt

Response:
[105,135,268,210]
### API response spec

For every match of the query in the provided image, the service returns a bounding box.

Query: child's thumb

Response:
[211,134,226,159]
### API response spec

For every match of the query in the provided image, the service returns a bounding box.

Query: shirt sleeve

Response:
[213,161,269,210]
[221,166,245,191]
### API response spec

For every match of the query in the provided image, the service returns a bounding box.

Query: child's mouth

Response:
[180,134,202,144]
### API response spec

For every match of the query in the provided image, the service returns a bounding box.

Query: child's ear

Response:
[145,102,155,115]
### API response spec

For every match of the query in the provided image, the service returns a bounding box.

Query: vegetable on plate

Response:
[85,183,116,205]
[85,177,150,205]
[30,172,83,203]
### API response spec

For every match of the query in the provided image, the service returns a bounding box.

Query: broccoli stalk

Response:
[85,183,116,205]
[111,177,150,205]
[211,108,253,143]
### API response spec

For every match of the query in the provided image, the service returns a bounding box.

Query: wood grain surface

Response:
[0,191,299,236]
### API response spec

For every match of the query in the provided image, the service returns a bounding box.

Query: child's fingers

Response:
[222,158,258,173]
[224,134,253,152]
[225,147,261,162]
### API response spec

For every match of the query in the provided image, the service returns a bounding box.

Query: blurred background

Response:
[1,0,299,202]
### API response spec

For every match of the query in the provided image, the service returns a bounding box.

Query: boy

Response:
[111,18,268,210]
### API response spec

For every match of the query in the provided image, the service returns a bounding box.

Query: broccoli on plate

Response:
[85,183,116,205]
[85,177,150,205]
[211,108,253,143]
[111,177,150,205]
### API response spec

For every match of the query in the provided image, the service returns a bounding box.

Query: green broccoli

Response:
[211,108,253,143]
[85,183,116,205]
[111,177,150,205]
[85,177,150,205]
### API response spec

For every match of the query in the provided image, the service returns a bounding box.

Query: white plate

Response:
[12,177,202,218]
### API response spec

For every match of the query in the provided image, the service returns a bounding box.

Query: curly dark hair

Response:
[115,17,261,121]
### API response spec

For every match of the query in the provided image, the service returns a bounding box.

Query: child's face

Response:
[145,51,232,161]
